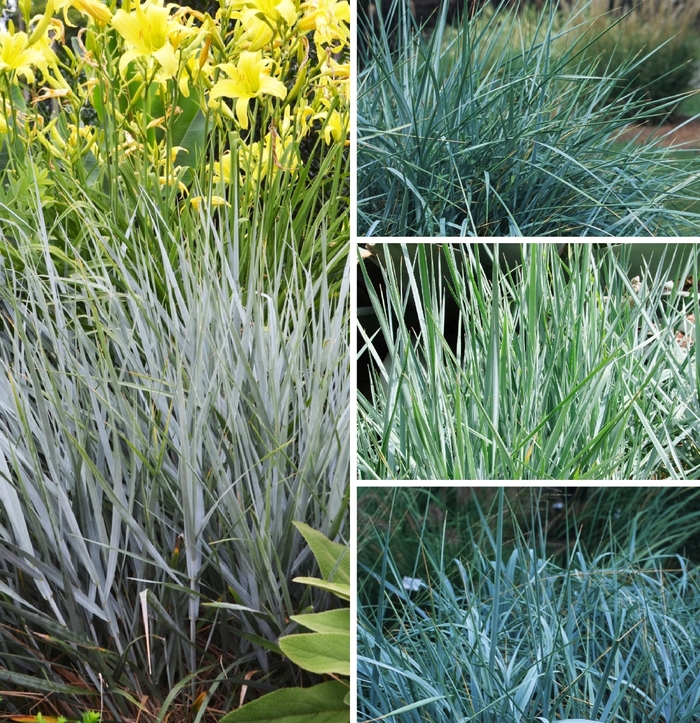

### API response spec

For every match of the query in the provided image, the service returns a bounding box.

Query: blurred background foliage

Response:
[358,486,700,605]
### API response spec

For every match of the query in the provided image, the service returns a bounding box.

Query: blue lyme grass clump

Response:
[357,488,700,723]
[0,192,350,721]
[358,0,700,236]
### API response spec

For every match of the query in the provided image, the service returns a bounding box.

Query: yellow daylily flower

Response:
[231,0,297,49]
[111,0,182,78]
[252,0,297,26]
[0,30,50,83]
[299,0,349,50]
[54,0,112,26]
[190,195,229,210]
[234,9,274,51]
[209,51,287,130]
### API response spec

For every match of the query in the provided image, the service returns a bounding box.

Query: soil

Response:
[618,115,700,149]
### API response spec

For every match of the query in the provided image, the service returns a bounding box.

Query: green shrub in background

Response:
[577,0,700,115]
[358,0,700,236]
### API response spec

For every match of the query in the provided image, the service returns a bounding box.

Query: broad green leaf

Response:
[174,109,207,169]
[293,577,350,601]
[279,632,350,675]
[219,681,349,723]
[291,608,349,634]
[147,90,207,171]
[293,522,350,585]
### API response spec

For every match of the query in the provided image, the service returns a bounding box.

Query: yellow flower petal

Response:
[118,47,141,78]
[153,43,178,76]
[275,0,297,25]
[235,96,250,129]
[210,78,247,100]
[258,74,287,99]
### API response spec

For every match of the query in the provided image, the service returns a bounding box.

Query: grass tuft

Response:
[0,187,350,720]
[358,487,700,723]
[358,243,700,479]
[358,0,700,236]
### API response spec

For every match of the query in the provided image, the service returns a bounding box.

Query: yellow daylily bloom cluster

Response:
[0,0,349,205]
[0,29,52,84]
[298,0,350,52]
[210,51,287,130]
[111,0,183,78]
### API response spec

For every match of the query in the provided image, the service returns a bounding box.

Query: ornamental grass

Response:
[358,243,700,479]
[358,486,700,723]
[358,0,700,236]
[0,0,350,718]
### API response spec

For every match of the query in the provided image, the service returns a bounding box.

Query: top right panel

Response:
[358,0,700,237]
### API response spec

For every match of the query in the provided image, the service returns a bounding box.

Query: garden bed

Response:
[618,115,700,149]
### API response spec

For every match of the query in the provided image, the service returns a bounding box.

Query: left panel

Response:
[0,0,351,718]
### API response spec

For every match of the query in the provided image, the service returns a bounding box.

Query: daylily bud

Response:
[28,0,55,47]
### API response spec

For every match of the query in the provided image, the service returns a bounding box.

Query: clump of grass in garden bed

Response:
[358,0,700,236]
[0,0,350,718]
[358,487,700,723]
[357,243,700,480]
[0,194,350,721]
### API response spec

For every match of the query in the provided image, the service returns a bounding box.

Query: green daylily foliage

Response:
[220,522,350,723]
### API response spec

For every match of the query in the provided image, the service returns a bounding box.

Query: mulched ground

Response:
[617,115,700,149]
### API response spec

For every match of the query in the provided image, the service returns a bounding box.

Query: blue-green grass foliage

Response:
[358,488,700,723]
[358,0,700,236]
